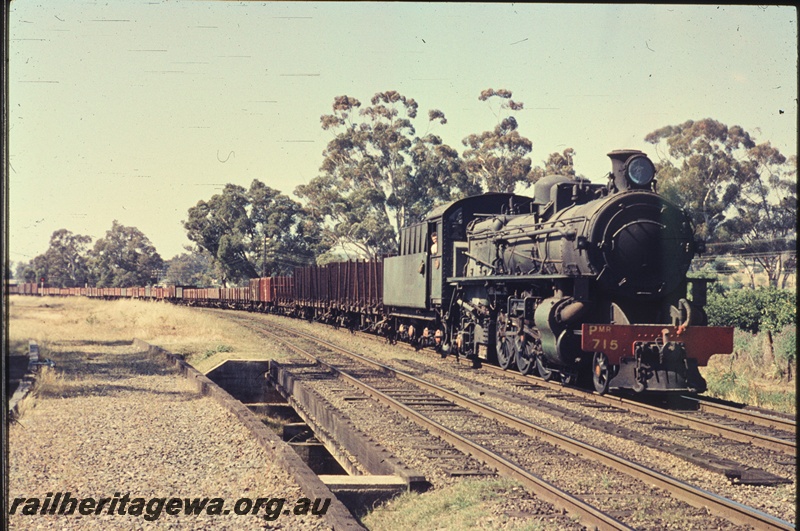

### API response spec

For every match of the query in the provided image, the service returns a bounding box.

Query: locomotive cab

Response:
[383,193,534,351]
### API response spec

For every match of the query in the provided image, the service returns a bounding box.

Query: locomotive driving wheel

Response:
[495,312,516,370]
[514,333,541,376]
[592,352,611,394]
[535,355,554,381]
[514,336,533,375]
[536,349,557,382]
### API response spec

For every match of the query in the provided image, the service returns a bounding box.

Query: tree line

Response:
[12,88,797,289]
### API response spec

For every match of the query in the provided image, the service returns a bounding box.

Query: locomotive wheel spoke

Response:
[496,314,516,370]
[514,336,534,375]
[497,337,515,370]
[536,355,554,381]
[592,352,610,394]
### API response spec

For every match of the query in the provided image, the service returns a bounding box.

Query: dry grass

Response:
[7,295,294,426]
[701,328,796,414]
[30,365,69,397]
[7,295,290,375]
[362,478,569,531]
[11,391,36,420]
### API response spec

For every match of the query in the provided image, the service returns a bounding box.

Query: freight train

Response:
[9,150,734,394]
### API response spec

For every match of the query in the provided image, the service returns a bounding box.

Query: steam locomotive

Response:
[11,149,734,395]
[383,149,733,394]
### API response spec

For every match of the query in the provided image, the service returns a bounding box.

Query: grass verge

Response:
[701,327,796,414]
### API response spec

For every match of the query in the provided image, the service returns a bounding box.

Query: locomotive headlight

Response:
[625,155,656,186]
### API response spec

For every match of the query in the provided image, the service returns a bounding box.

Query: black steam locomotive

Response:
[384,150,733,394]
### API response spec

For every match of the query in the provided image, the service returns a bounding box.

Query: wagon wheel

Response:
[495,313,516,370]
[592,352,611,395]
[535,354,554,381]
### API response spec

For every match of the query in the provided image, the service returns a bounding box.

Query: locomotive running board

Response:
[447,274,570,284]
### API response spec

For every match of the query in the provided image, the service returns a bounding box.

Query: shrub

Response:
[706,287,796,333]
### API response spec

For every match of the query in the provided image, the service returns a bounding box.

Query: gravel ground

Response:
[7,340,333,531]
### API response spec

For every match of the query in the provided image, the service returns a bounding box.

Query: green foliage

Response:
[704,369,741,398]
[645,118,756,241]
[197,344,234,362]
[645,119,796,287]
[753,388,796,412]
[164,250,217,286]
[88,221,163,288]
[773,325,796,368]
[527,148,578,183]
[16,256,45,284]
[704,326,796,413]
[297,91,473,258]
[705,287,796,333]
[184,181,320,284]
[363,478,541,530]
[15,229,93,288]
[462,88,533,193]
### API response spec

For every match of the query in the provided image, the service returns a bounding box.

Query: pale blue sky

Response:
[8,2,797,263]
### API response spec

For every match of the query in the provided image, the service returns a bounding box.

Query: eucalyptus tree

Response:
[15,255,48,285]
[295,91,471,259]
[184,181,320,284]
[462,88,533,193]
[88,221,164,288]
[15,229,92,287]
[163,249,217,287]
[645,118,796,287]
[248,179,322,276]
[724,148,796,288]
[43,229,93,287]
[644,118,756,241]
[527,148,578,182]
[184,183,256,284]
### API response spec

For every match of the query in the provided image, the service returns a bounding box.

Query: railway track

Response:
[344,325,796,457]
[677,394,796,433]
[394,358,791,487]
[229,314,795,530]
[479,364,797,457]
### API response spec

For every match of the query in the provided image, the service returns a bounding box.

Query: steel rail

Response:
[479,364,796,456]
[271,323,795,531]
[350,329,795,453]
[258,326,631,531]
[680,395,796,433]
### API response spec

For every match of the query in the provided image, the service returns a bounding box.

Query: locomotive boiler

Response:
[439,150,733,393]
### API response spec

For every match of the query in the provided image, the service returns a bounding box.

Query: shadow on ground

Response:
[33,342,201,401]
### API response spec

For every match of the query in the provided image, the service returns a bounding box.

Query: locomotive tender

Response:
[11,150,734,395]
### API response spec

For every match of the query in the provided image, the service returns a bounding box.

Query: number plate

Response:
[581,324,733,365]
